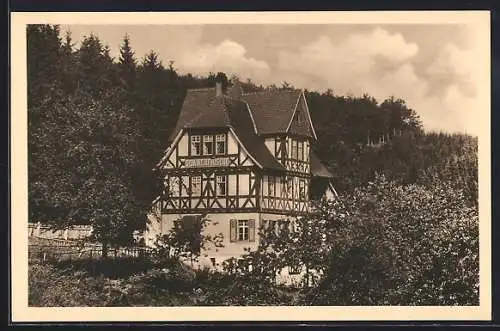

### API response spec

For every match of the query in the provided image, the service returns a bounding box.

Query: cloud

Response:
[277,27,420,96]
[177,40,270,83]
[426,42,477,98]
[275,27,479,135]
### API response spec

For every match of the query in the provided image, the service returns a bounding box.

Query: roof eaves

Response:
[242,100,259,135]
[227,126,263,169]
[156,128,185,170]
[284,89,302,134]
[302,90,318,140]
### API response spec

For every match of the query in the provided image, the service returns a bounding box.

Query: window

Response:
[287,177,293,198]
[298,141,304,161]
[216,175,227,196]
[168,177,179,196]
[271,220,291,235]
[291,140,297,159]
[203,135,214,155]
[270,220,280,235]
[191,176,201,196]
[299,179,306,199]
[238,220,249,241]
[268,176,275,197]
[216,134,226,155]
[180,176,189,196]
[230,219,255,242]
[191,135,201,156]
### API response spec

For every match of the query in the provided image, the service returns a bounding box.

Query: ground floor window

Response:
[230,219,255,242]
[266,219,291,236]
[238,220,249,241]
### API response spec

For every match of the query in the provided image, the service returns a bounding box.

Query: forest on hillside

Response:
[27,25,479,306]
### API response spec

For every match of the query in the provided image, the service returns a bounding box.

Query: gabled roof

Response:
[241,90,302,136]
[173,87,317,140]
[170,88,228,141]
[226,99,284,171]
[168,88,284,171]
[310,150,334,178]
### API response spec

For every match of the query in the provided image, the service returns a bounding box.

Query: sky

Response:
[60,24,483,135]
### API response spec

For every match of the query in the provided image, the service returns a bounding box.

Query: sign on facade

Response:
[183,157,230,168]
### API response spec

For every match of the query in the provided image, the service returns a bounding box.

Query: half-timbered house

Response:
[145,80,336,276]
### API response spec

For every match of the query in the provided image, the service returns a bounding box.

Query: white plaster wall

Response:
[238,174,250,195]
[178,133,189,156]
[264,138,275,156]
[227,130,238,154]
[228,174,237,195]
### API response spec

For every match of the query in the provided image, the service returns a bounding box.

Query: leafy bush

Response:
[29,176,478,307]
[29,262,109,306]
[222,176,479,306]
[305,176,479,305]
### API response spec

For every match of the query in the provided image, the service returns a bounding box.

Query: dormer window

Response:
[191,135,201,156]
[216,134,226,155]
[203,135,214,155]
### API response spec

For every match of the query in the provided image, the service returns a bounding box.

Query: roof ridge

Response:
[241,89,300,96]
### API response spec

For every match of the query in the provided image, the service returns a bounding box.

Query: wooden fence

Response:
[28,223,93,240]
[28,236,154,262]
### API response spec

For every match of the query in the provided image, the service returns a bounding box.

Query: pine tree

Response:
[76,33,114,97]
[117,34,137,92]
[27,24,66,222]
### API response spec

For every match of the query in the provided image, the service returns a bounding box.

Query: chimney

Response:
[215,81,223,97]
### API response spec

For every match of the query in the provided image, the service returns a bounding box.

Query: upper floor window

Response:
[288,138,306,161]
[216,175,227,196]
[191,135,201,156]
[180,176,189,196]
[203,135,214,155]
[299,179,306,199]
[168,176,179,196]
[216,134,226,155]
[291,140,298,159]
[268,176,275,197]
[298,141,304,161]
[191,176,202,196]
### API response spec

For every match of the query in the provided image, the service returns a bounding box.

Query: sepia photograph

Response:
[10,11,491,321]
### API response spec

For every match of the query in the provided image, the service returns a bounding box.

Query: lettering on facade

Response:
[183,157,230,168]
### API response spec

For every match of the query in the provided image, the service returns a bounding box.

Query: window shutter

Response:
[249,219,256,242]
[230,219,237,242]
